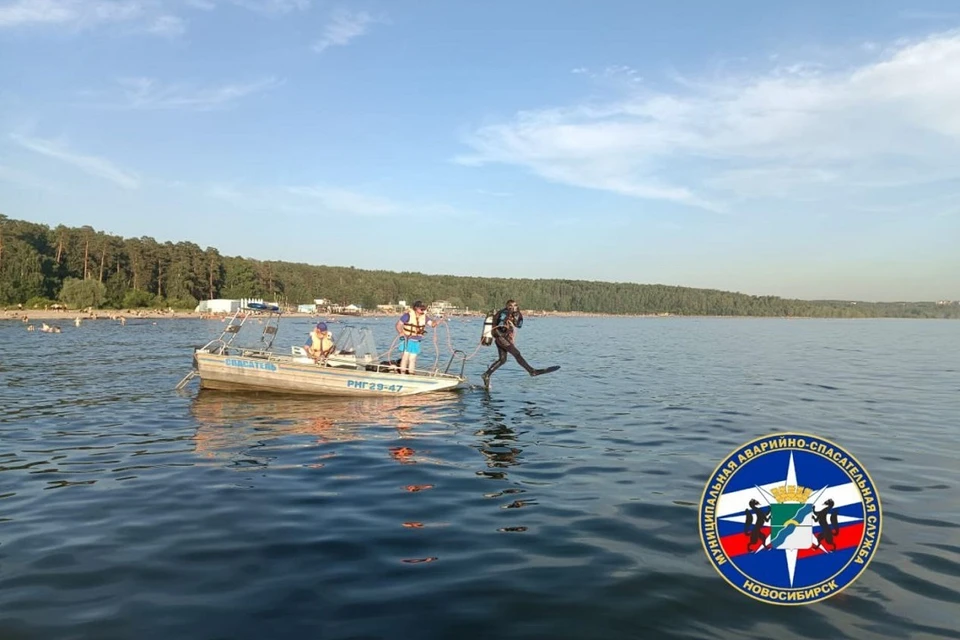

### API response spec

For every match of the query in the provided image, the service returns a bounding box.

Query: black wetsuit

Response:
[483,308,538,377]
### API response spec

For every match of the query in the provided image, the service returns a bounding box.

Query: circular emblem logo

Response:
[698,432,881,605]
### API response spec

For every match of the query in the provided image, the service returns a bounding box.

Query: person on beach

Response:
[481,299,556,390]
[395,301,440,374]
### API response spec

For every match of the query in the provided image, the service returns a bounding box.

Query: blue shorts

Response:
[399,337,421,355]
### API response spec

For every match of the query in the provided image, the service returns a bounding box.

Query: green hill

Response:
[1,214,957,318]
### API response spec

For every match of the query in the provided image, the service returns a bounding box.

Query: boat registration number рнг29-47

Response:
[346,380,404,392]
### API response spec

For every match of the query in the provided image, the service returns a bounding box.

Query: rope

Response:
[440,319,485,361]
[377,333,402,362]
[375,317,488,372]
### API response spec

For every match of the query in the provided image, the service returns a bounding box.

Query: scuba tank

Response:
[481,311,495,346]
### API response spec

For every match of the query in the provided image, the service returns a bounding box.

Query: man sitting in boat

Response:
[395,301,440,374]
[305,322,336,362]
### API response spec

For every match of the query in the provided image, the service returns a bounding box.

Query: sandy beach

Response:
[2,308,473,322]
[2,309,361,322]
[4,308,196,322]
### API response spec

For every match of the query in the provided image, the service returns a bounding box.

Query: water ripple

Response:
[1,316,958,639]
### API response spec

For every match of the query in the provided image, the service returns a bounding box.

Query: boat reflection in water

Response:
[189,388,464,467]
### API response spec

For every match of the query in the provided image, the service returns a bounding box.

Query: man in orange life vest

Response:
[395,301,439,374]
[305,322,335,361]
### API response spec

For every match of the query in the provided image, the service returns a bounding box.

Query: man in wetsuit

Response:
[481,299,551,390]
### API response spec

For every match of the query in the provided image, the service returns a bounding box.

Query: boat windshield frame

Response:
[327,324,380,364]
[199,303,283,357]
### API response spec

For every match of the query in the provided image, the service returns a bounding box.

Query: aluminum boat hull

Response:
[195,351,464,397]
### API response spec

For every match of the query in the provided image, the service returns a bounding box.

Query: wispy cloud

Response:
[0,0,149,29]
[284,185,398,216]
[284,185,474,218]
[145,14,184,36]
[228,0,309,14]
[571,65,643,86]
[181,0,310,13]
[0,0,195,38]
[0,0,75,27]
[0,0,312,34]
[312,9,379,53]
[82,76,281,110]
[10,133,140,188]
[457,29,960,212]
[207,182,475,220]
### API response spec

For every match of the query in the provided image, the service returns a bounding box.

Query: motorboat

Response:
[178,303,467,397]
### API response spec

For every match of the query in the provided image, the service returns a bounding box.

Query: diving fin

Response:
[531,365,560,376]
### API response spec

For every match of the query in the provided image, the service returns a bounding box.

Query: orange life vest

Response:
[401,310,427,337]
[308,328,334,353]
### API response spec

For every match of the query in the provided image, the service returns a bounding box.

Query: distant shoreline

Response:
[4,308,955,322]
[4,309,654,322]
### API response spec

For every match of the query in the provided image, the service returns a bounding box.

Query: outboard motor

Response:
[481,311,495,346]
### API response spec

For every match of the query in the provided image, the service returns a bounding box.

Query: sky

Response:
[1,0,959,302]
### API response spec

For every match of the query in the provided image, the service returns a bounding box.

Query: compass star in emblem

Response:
[716,451,865,588]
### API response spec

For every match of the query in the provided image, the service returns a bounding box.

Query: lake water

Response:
[1,315,958,640]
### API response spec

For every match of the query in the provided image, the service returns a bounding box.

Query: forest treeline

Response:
[1,215,957,318]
